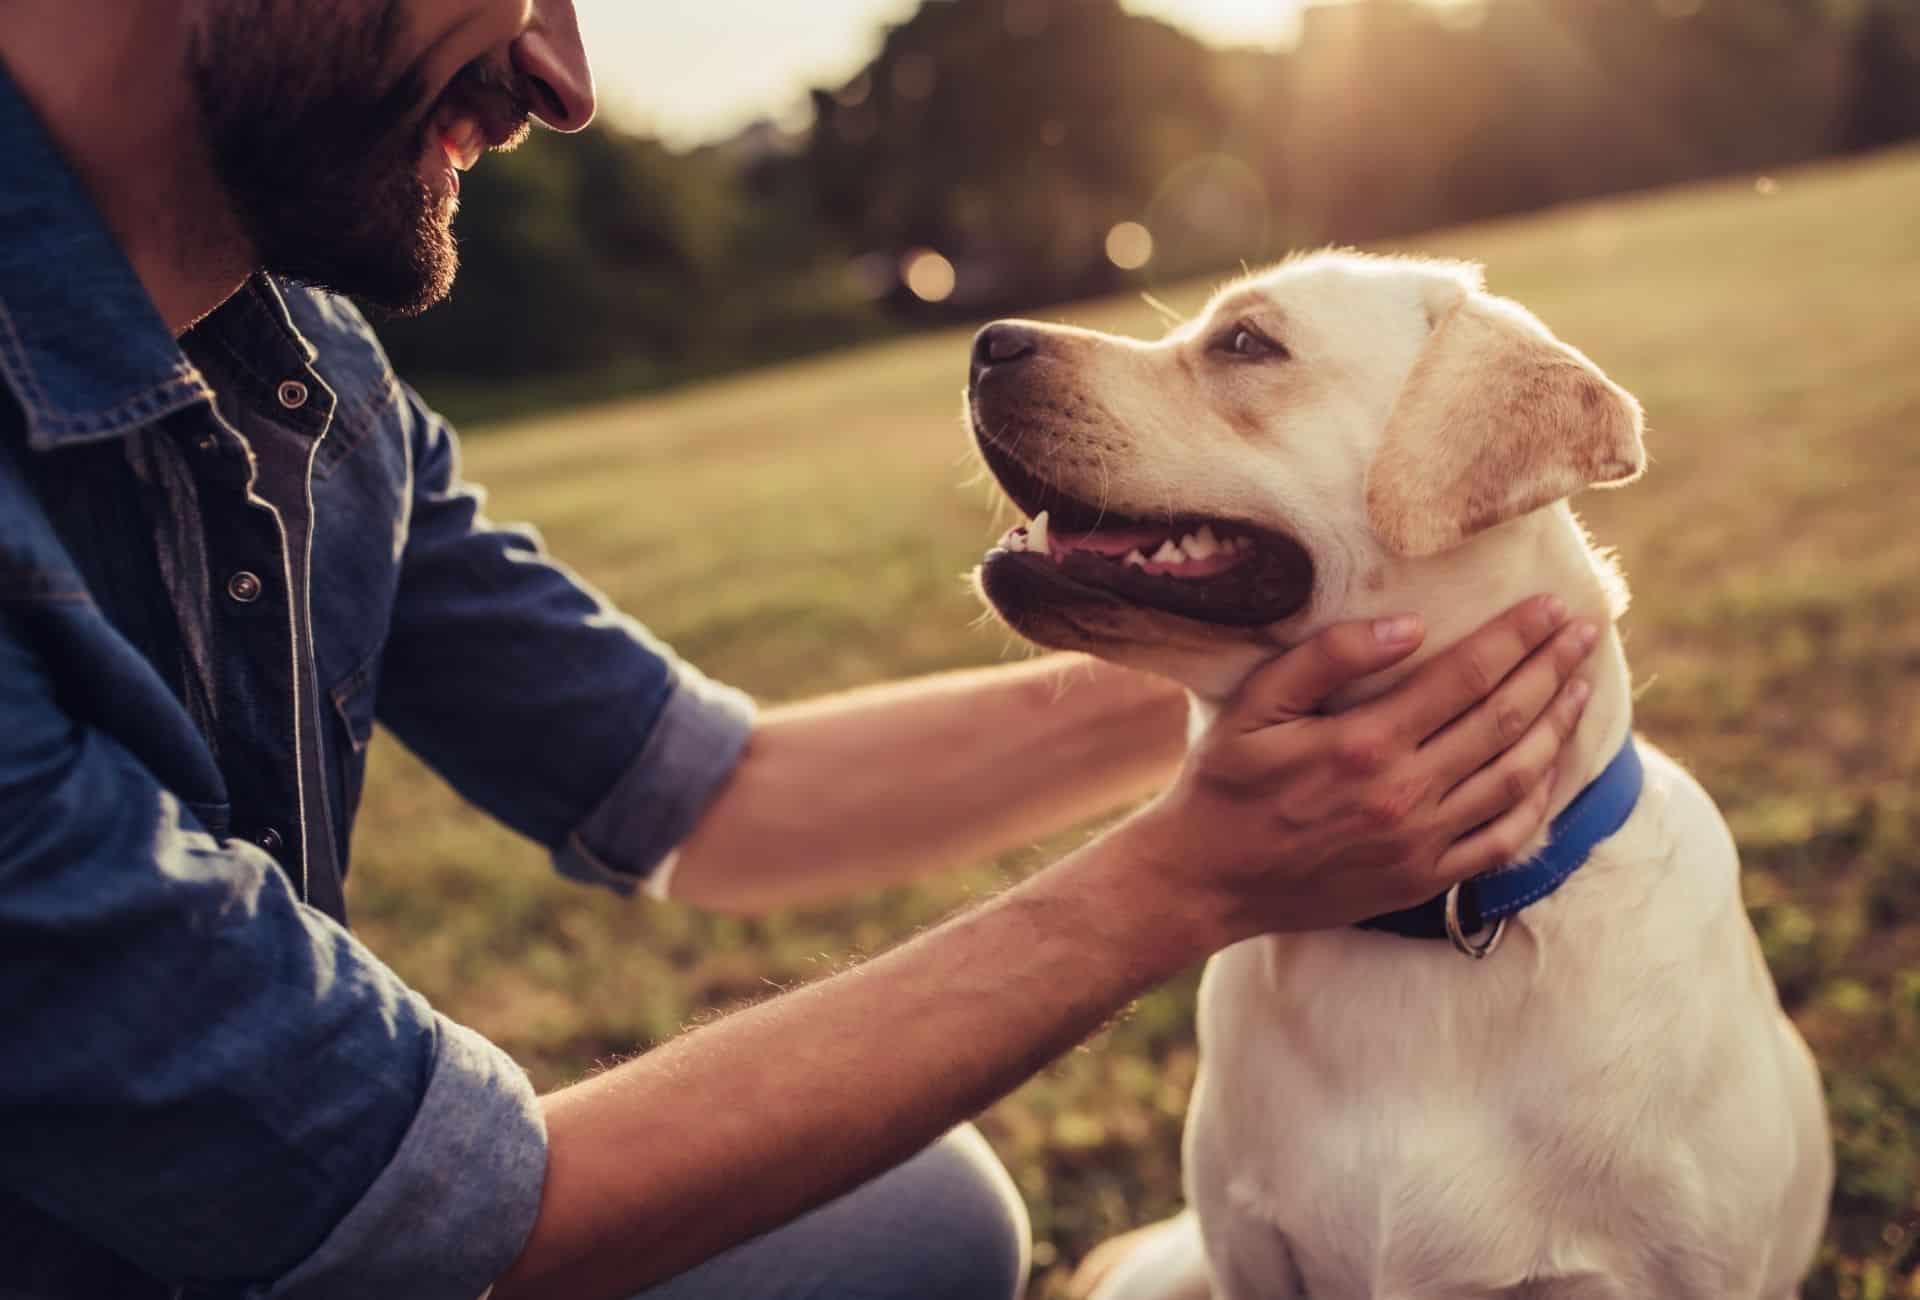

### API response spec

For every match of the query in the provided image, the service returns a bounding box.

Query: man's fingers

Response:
[1433,676,1586,832]
[1229,616,1426,730]
[1419,623,1597,788]
[1432,764,1559,887]
[1383,595,1576,743]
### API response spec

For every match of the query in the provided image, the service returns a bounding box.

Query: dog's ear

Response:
[1366,287,1645,558]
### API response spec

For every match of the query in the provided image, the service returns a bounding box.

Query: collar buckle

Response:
[1445,882,1507,960]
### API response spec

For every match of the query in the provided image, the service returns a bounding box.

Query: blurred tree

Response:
[1840,0,1920,152]
[380,124,883,392]
[807,0,1252,311]
[375,0,1920,404]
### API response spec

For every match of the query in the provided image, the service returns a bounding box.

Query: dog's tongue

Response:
[998,512,1170,557]
[1054,524,1172,557]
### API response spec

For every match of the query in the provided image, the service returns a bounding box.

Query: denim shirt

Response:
[0,67,755,1299]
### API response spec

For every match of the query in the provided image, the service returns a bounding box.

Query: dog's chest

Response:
[1180,762,1791,1299]
[1185,940,1625,1298]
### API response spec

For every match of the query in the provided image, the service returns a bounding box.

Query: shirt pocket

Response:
[327,652,379,868]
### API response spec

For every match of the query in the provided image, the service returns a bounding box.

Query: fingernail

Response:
[1576,621,1600,651]
[1374,615,1421,644]
[1568,679,1592,707]
[1543,595,1569,624]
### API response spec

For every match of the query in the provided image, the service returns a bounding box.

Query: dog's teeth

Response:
[1152,540,1183,565]
[1183,529,1218,560]
[1029,511,1050,553]
[1124,549,1148,568]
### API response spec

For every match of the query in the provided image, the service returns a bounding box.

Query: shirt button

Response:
[226,571,264,604]
[255,827,285,856]
[277,379,310,410]
[196,433,218,453]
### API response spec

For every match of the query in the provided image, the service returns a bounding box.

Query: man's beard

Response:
[188,1,525,316]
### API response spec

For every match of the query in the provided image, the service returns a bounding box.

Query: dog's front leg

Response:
[1080,1210,1216,1300]
[1187,1183,1305,1300]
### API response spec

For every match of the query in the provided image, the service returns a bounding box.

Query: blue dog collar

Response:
[1358,737,1644,952]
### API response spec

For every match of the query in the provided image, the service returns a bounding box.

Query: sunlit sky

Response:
[575,0,1309,149]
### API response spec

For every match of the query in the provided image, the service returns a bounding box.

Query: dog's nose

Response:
[971,322,1039,380]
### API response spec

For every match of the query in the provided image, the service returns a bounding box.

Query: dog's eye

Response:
[1217,325,1287,361]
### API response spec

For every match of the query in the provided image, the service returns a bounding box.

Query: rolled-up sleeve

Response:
[263,1019,546,1299]
[377,385,754,894]
[554,656,754,896]
[0,621,547,1296]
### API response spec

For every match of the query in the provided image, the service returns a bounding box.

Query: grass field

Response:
[359,146,1920,1297]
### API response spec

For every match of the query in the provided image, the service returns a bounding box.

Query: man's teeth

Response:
[440,116,487,172]
[1124,549,1148,568]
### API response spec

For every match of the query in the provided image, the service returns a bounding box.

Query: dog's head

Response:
[967,252,1644,696]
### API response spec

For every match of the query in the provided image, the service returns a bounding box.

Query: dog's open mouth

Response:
[976,439,1313,628]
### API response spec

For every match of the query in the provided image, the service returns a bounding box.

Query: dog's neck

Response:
[1199,503,1633,826]
[1350,503,1630,816]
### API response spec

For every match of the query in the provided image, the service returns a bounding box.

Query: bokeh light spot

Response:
[902,249,957,303]
[1430,1,1490,32]
[1106,222,1155,270]
[1005,0,1051,38]
[1146,154,1271,273]
[892,53,938,102]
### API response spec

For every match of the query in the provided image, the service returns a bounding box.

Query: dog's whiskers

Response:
[1091,445,1116,532]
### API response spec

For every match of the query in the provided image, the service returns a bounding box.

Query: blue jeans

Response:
[635,1126,1031,1300]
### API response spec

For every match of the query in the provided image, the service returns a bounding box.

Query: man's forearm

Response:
[668,655,1189,912]
[493,823,1215,1300]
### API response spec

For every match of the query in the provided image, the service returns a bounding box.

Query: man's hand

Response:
[1127,596,1598,943]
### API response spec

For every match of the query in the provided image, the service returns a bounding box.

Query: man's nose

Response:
[971,322,1040,383]
[513,1,596,132]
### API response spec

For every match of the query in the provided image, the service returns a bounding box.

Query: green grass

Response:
[358,145,1920,1297]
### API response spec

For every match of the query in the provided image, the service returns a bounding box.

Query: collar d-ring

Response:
[1445,882,1507,960]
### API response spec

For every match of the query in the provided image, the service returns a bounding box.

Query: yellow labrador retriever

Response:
[965,252,1831,1300]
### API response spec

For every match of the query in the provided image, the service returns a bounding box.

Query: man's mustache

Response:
[437,57,534,151]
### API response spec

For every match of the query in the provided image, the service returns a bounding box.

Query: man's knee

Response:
[902,1125,1031,1300]
[630,1123,1031,1300]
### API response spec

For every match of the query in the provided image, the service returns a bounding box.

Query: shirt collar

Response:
[0,60,215,451]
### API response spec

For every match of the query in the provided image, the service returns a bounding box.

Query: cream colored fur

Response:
[1366,284,1645,558]
[968,252,1831,1300]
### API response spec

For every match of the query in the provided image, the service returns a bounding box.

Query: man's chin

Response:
[262,197,458,317]
[361,236,457,317]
